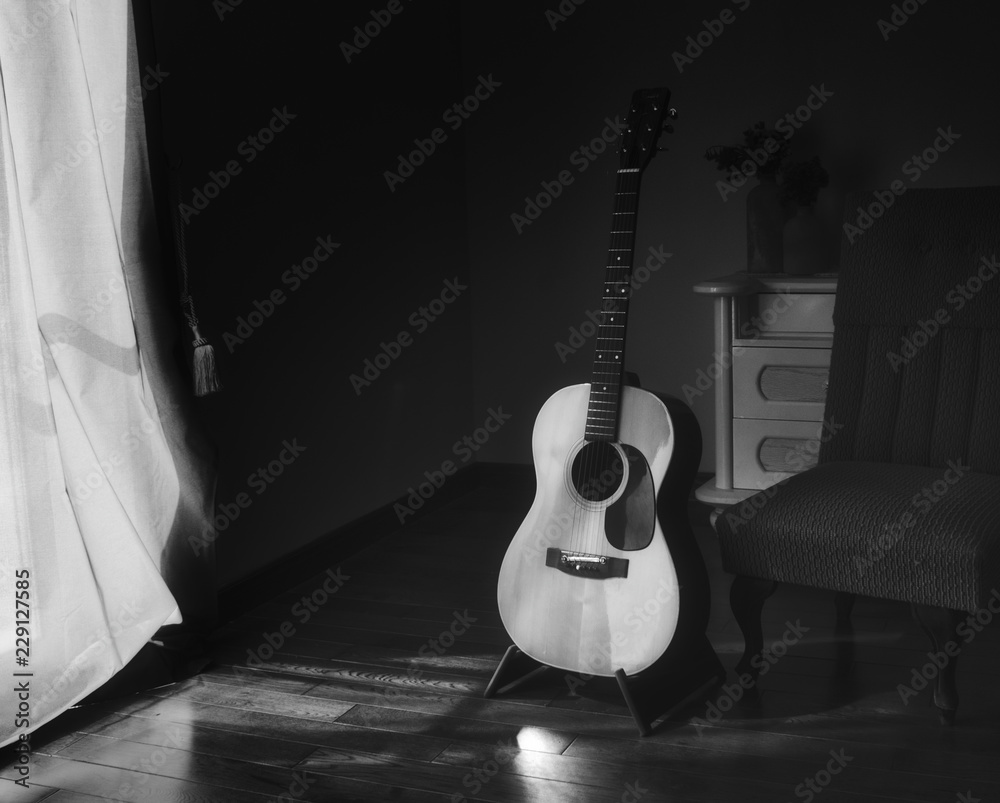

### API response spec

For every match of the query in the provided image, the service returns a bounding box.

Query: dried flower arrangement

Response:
[704,121,790,178]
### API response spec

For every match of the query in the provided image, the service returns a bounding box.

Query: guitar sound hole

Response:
[571,442,625,503]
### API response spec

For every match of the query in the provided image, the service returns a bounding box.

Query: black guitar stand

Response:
[484,636,725,737]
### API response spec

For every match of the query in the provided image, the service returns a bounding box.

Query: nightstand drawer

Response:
[735,292,835,337]
[733,347,829,422]
[733,418,824,489]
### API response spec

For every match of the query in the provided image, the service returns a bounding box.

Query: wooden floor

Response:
[3,472,1000,802]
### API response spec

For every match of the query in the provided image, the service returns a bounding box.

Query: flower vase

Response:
[783,205,829,275]
[746,175,785,273]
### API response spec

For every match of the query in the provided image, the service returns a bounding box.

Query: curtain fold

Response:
[0,0,215,748]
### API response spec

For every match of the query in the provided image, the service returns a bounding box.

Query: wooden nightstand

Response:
[692,273,838,523]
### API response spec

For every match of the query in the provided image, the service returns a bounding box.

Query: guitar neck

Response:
[584,168,643,443]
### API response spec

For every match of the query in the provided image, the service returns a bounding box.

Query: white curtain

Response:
[1,0,214,747]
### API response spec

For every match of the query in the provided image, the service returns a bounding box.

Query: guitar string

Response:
[608,169,636,556]
[585,167,618,559]
[565,165,638,673]
[579,168,639,559]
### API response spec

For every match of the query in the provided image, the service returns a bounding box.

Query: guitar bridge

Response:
[545,548,628,579]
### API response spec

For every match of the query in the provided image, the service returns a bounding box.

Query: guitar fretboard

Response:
[584,168,641,442]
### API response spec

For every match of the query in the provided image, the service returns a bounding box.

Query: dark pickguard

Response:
[604,443,655,550]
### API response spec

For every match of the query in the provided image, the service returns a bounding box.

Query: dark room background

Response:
[146,1,1000,590]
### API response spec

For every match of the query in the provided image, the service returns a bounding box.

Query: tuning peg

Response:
[668,108,678,119]
[661,123,675,134]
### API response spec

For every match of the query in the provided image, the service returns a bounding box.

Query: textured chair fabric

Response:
[716,187,1000,613]
[821,187,1000,474]
[716,461,1000,611]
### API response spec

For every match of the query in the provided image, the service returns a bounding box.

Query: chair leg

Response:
[831,592,857,679]
[910,604,964,725]
[834,592,856,632]
[730,576,779,678]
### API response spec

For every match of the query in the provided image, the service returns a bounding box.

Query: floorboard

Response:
[2,472,998,802]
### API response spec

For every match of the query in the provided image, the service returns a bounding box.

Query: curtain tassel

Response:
[169,157,222,397]
[191,329,221,397]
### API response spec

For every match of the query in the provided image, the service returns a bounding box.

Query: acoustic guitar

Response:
[497,88,709,679]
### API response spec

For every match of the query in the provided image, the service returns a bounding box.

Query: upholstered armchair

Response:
[714,187,1000,724]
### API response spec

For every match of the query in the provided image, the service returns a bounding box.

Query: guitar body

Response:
[498,383,701,677]
[495,88,717,698]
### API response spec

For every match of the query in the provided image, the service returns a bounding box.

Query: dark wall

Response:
[461,1,1000,470]
[148,1,472,587]
[146,1,1000,588]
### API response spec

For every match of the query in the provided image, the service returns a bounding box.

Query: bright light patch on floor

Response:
[512,726,555,752]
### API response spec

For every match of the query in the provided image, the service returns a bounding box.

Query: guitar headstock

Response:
[619,88,675,172]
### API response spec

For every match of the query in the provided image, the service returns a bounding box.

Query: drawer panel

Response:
[733,347,830,421]
[735,292,835,336]
[733,418,824,489]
